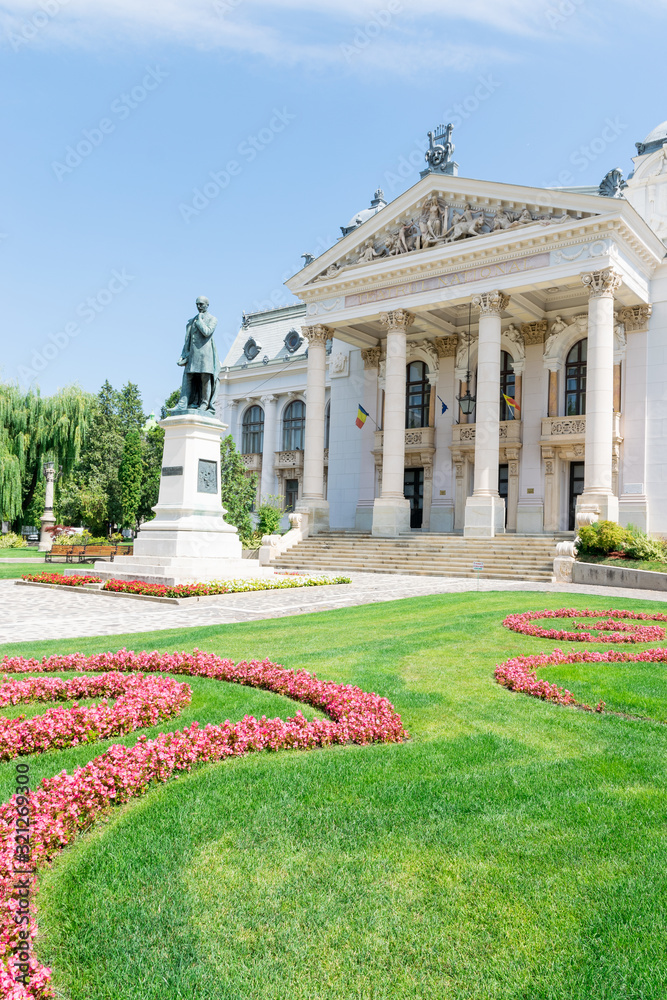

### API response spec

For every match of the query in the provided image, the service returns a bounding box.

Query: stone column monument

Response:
[92,296,268,585]
[38,462,59,552]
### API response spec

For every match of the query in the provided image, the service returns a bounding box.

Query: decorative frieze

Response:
[472,290,510,315]
[581,268,622,298]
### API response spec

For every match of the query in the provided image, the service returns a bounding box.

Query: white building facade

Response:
[218,121,667,539]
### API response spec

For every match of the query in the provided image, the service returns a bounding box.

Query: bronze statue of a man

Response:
[171,296,220,416]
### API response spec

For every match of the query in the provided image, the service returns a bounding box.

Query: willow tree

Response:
[0,383,91,524]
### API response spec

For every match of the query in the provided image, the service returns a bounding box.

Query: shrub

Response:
[256,495,283,536]
[623,524,667,563]
[0,531,27,549]
[577,520,630,558]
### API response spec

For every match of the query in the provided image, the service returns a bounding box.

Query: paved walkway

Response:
[2,575,667,645]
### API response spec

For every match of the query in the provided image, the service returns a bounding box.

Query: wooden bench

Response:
[45,544,73,563]
[76,545,118,564]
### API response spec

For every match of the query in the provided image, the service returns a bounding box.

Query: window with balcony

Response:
[282,400,306,450]
[241,405,264,454]
[565,339,587,415]
[406,361,430,428]
[499,351,516,421]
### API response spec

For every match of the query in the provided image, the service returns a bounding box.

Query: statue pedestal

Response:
[93,414,269,585]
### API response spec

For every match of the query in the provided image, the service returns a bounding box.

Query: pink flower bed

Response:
[0,650,407,998]
[0,674,190,761]
[503,608,667,643]
[495,645,667,712]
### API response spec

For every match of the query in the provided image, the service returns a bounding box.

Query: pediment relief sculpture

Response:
[310,199,576,282]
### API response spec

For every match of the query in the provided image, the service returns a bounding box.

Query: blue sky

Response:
[1,0,666,417]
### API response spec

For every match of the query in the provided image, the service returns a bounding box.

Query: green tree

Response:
[76,382,125,531]
[117,382,145,435]
[139,424,164,523]
[220,435,257,543]
[0,383,91,525]
[118,429,143,530]
[161,389,181,420]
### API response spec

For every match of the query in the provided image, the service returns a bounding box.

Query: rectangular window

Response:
[285,479,299,511]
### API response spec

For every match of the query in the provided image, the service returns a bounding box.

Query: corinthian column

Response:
[576,268,621,526]
[372,309,414,536]
[300,325,331,533]
[463,289,509,537]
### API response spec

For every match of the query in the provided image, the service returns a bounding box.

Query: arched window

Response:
[241,405,264,454]
[324,400,331,450]
[283,400,306,450]
[406,361,430,429]
[499,351,516,421]
[565,339,587,415]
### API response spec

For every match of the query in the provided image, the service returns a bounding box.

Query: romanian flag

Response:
[356,404,369,429]
[503,393,520,417]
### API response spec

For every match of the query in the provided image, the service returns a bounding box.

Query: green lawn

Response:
[0,562,48,579]
[2,591,666,999]
[0,548,44,558]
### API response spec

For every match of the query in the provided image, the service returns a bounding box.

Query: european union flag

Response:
[437,395,448,415]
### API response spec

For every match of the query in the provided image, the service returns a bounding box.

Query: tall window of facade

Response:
[282,400,306,450]
[565,339,587,415]
[499,351,516,421]
[406,361,430,428]
[241,405,264,454]
[324,400,331,450]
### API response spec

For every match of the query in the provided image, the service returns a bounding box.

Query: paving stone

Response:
[1,575,667,646]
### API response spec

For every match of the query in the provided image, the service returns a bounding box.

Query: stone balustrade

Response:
[451,420,522,447]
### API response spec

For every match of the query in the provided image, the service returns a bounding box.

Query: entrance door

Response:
[569,462,585,530]
[404,468,424,529]
[498,463,509,526]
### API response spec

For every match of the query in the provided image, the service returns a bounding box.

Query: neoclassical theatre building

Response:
[217,120,667,538]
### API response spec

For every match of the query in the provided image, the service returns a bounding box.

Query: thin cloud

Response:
[1,0,662,65]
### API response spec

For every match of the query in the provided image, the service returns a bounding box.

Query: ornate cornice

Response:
[380,309,415,332]
[472,290,510,315]
[302,324,332,345]
[581,268,622,298]
[520,321,548,345]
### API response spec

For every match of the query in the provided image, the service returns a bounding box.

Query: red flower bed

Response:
[21,573,101,587]
[0,650,406,997]
[503,608,667,643]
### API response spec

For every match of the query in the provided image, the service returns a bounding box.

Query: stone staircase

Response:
[273,531,571,582]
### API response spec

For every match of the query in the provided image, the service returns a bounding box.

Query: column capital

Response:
[361,347,382,369]
[302,324,332,345]
[618,304,652,332]
[581,268,622,298]
[380,309,415,332]
[260,394,277,406]
[472,290,510,315]
[520,320,548,345]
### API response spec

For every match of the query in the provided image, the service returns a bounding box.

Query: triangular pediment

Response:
[289,174,615,292]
